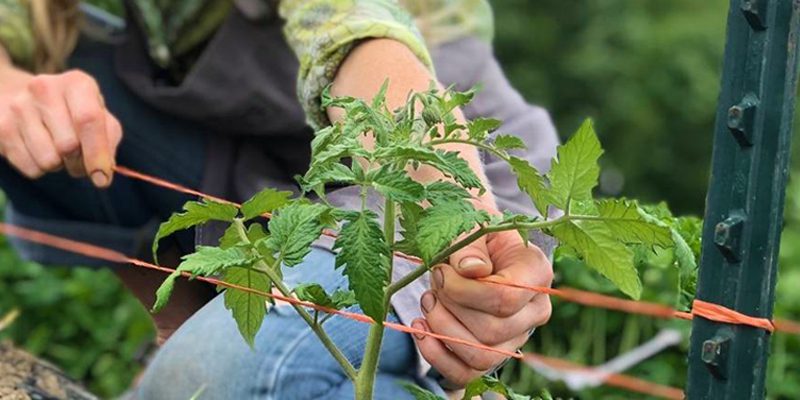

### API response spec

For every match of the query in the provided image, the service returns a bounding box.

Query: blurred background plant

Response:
[1,0,799,398]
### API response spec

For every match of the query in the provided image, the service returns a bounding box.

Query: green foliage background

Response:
[1,0,799,398]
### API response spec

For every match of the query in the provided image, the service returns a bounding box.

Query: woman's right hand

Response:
[0,64,121,188]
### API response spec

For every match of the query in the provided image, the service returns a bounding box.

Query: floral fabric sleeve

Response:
[0,0,35,69]
[279,0,435,130]
[402,0,494,47]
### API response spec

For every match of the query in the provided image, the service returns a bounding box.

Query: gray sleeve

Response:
[431,37,560,255]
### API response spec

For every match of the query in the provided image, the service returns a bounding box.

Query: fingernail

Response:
[411,321,427,340]
[433,268,444,289]
[459,256,485,270]
[421,292,436,314]
[91,170,108,187]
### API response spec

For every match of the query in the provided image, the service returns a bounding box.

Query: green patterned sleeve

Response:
[401,0,494,47]
[279,0,435,129]
[0,0,35,69]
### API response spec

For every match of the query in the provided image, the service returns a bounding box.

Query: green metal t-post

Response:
[687,1,800,399]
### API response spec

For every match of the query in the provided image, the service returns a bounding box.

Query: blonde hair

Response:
[29,0,81,73]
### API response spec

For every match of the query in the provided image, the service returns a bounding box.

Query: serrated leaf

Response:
[223,266,271,347]
[371,168,425,202]
[241,188,292,220]
[424,181,471,205]
[594,199,673,248]
[219,223,240,250]
[178,246,256,277]
[266,203,327,266]
[152,246,255,312]
[294,283,335,307]
[374,146,483,191]
[550,220,642,299]
[444,87,477,111]
[416,200,489,263]
[329,289,357,309]
[545,119,603,209]
[436,150,484,191]
[463,376,531,400]
[333,211,391,321]
[673,228,698,309]
[399,381,446,400]
[152,273,179,313]
[153,199,239,261]
[508,156,548,216]
[493,134,527,151]
[467,117,502,141]
[294,283,357,310]
[396,202,424,256]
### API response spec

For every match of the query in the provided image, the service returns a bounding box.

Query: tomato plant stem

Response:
[233,219,358,381]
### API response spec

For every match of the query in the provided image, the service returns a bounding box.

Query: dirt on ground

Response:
[0,341,97,400]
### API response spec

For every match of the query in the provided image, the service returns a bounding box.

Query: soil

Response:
[0,341,97,400]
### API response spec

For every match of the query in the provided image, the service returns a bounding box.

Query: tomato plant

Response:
[151,83,691,399]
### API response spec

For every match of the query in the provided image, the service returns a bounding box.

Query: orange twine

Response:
[112,165,799,336]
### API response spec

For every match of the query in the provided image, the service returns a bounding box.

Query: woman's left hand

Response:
[412,229,553,386]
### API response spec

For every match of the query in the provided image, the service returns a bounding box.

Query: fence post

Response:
[686,0,800,398]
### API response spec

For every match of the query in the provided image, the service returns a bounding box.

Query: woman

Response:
[0,1,558,398]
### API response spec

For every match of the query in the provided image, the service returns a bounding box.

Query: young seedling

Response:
[151,83,686,399]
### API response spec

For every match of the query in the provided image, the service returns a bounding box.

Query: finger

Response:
[63,149,85,178]
[1,108,42,178]
[14,98,62,172]
[105,113,122,158]
[411,318,486,387]
[432,262,537,317]
[65,80,112,187]
[28,75,80,157]
[448,231,493,278]
[438,293,552,345]
[420,290,515,370]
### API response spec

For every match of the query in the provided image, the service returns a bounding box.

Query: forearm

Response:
[329,38,497,210]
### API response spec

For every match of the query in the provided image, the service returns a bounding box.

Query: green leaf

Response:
[424,181,471,205]
[550,220,642,299]
[219,223,240,250]
[333,211,391,321]
[545,119,603,209]
[437,150,484,191]
[673,228,698,309]
[374,146,483,191]
[467,117,502,141]
[294,283,357,310]
[493,134,527,151]
[396,202,424,256]
[153,199,239,261]
[329,289,358,309]
[266,203,328,266]
[178,246,255,277]
[240,188,292,220]
[152,246,255,312]
[399,381,446,400]
[371,168,425,202]
[508,156,548,215]
[444,87,477,111]
[463,376,531,400]
[223,266,271,347]
[594,199,673,248]
[152,272,179,313]
[416,200,489,263]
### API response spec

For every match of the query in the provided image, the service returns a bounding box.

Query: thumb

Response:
[448,233,493,278]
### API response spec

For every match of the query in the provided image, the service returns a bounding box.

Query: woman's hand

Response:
[0,58,121,187]
[412,229,553,386]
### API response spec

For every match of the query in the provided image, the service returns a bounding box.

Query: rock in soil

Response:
[0,341,97,400]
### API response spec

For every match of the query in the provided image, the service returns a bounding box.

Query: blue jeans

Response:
[135,246,442,400]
